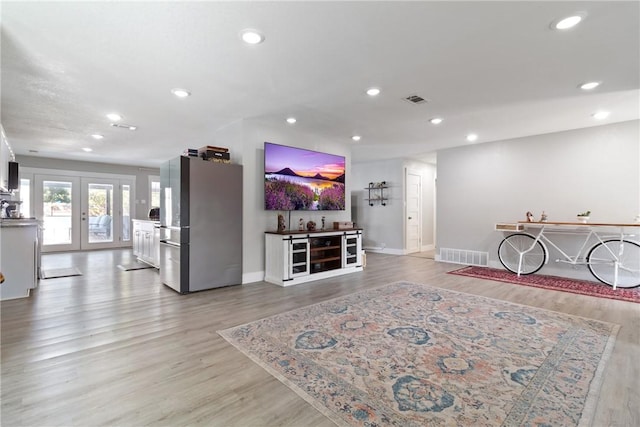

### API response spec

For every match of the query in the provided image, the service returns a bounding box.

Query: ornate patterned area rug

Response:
[449,266,640,304]
[218,281,618,426]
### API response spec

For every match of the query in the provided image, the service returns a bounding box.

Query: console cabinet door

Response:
[342,232,362,268]
[288,238,310,278]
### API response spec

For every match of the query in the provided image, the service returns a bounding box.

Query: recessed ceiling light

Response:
[82,147,93,152]
[551,14,584,30]
[241,29,264,45]
[352,135,361,141]
[171,88,191,98]
[286,117,297,124]
[106,113,122,121]
[91,134,104,140]
[592,111,610,120]
[429,117,443,125]
[579,81,601,90]
[366,88,380,96]
[466,133,478,142]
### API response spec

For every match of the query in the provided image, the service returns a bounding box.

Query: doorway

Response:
[33,173,134,252]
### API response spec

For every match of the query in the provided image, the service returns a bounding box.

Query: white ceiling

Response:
[1,1,638,168]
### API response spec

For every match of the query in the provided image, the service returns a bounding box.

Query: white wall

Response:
[351,158,405,253]
[351,158,436,254]
[436,120,640,280]
[207,117,354,283]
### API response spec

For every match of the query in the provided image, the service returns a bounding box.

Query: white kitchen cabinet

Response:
[0,127,14,193]
[265,229,363,286]
[132,219,159,268]
[0,220,39,300]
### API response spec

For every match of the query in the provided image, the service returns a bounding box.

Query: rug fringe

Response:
[578,323,621,427]
[218,329,351,427]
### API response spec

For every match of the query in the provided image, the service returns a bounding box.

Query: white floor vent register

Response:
[438,248,489,267]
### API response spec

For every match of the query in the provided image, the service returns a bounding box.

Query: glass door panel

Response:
[35,175,81,252]
[122,184,131,242]
[81,177,119,250]
[44,180,73,244]
[87,183,114,244]
[19,178,31,218]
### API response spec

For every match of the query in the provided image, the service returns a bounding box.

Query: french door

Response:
[35,174,133,252]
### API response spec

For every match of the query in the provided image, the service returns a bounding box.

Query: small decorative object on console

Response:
[540,211,548,222]
[526,211,534,222]
[321,216,325,230]
[299,218,304,231]
[576,210,591,223]
[333,221,353,230]
[277,214,286,232]
[306,220,316,231]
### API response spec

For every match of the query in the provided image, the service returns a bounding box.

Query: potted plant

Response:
[577,210,591,223]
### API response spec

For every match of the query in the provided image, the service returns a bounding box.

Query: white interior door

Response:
[405,170,421,254]
[35,175,81,252]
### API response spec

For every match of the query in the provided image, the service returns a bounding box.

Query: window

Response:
[149,175,160,209]
[19,178,30,217]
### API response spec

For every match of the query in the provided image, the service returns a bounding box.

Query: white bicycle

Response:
[498,223,640,289]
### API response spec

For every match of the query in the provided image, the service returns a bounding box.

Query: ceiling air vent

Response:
[110,123,138,131]
[404,94,428,105]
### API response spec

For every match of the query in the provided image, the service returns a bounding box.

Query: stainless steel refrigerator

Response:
[159,156,242,293]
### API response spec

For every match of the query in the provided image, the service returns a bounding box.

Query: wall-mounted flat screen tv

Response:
[264,142,345,210]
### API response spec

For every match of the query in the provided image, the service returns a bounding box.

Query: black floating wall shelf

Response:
[365,181,388,206]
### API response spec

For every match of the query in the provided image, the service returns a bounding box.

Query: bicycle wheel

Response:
[587,240,640,288]
[498,234,546,275]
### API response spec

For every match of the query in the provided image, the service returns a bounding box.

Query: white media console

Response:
[264,228,363,286]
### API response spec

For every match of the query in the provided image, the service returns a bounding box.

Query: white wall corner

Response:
[242,271,265,284]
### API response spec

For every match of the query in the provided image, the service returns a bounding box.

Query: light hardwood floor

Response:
[1,249,638,426]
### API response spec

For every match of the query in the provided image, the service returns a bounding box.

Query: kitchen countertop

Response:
[0,218,41,227]
[133,218,161,225]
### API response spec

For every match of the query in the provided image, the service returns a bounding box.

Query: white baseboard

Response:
[364,247,405,256]
[242,271,265,284]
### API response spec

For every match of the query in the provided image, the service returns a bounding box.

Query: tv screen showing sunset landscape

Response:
[264,142,345,210]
